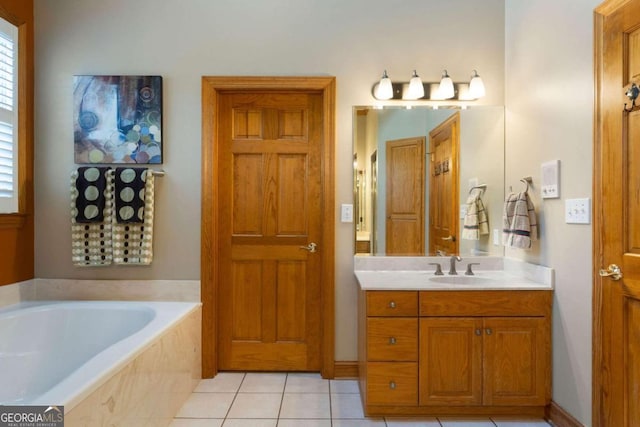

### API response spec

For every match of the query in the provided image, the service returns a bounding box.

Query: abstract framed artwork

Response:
[73,75,163,164]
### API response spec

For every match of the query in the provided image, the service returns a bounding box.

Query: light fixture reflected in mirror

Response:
[438,69,455,99]
[406,70,424,100]
[371,68,487,101]
[375,70,393,100]
[468,70,486,99]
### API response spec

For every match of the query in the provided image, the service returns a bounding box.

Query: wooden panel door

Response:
[483,317,549,406]
[595,1,640,425]
[385,137,425,255]
[217,91,322,371]
[419,317,482,406]
[429,113,460,256]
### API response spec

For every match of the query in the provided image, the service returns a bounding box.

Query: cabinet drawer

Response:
[367,362,418,406]
[367,291,418,317]
[367,318,418,361]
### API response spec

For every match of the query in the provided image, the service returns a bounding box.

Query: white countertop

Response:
[354,256,554,291]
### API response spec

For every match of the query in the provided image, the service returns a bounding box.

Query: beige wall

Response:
[34,0,505,361]
[505,0,598,424]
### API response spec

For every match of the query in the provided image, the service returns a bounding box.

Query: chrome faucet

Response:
[448,255,462,275]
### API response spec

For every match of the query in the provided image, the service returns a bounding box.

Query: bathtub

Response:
[0,301,201,425]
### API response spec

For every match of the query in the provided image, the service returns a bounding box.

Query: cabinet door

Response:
[419,318,483,406]
[483,317,550,406]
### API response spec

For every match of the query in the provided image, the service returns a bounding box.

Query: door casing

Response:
[201,76,336,378]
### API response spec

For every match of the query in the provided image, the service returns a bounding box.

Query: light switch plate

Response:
[341,204,353,223]
[565,198,591,224]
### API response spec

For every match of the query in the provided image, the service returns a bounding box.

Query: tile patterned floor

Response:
[172,373,552,427]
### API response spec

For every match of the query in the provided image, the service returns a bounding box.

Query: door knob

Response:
[599,264,622,281]
[299,242,317,253]
[441,235,456,242]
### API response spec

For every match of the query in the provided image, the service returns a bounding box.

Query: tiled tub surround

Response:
[354,256,554,290]
[0,300,201,426]
[0,279,200,309]
[66,303,201,426]
[0,279,201,425]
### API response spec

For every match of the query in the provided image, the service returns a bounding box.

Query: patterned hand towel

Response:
[461,190,489,240]
[502,191,538,249]
[71,167,113,266]
[112,168,155,265]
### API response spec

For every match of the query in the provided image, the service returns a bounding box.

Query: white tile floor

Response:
[172,373,552,427]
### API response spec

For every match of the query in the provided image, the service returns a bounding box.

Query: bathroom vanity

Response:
[355,256,553,417]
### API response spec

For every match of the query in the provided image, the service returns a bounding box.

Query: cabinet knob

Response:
[475,329,482,336]
[389,301,396,309]
[485,328,492,335]
[389,337,397,345]
[389,381,397,390]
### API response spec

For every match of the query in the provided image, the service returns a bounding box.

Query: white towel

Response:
[112,168,155,265]
[502,191,538,249]
[461,190,489,240]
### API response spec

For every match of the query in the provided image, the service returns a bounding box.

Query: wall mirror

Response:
[353,105,504,256]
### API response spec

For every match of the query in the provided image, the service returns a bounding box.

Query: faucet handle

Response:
[465,263,481,276]
[428,263,444,276]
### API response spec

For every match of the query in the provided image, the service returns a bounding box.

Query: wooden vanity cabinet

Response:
[358,289,552,417]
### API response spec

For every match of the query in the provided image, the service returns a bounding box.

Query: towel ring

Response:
[520,176,532,192]
[469,184,487,195]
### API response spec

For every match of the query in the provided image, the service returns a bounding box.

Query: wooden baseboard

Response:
[334,361,358,378]
[548,401,584,427]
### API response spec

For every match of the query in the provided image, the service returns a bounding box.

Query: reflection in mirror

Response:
[353,106,504,257]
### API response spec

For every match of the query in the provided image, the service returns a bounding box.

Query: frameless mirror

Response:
[353,105,505,256]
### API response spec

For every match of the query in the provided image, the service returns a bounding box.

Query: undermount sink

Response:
[428,275,494,285]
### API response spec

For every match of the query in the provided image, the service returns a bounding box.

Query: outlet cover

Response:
[341,204,353,223]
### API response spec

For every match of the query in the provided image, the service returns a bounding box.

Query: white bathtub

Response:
[0,301,200,414]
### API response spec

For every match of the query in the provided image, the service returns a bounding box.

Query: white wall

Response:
[505,0,598,424]
[34,0,505,361]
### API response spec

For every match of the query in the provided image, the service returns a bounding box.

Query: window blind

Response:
[0,18,17,213]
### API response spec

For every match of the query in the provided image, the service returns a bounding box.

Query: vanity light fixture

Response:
[406,70,425,100]
[438,69,455,100]
[375,70,394,100]
[371,68,487,101]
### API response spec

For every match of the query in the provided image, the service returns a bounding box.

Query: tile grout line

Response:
[328,378,333,427]
[223,372,246,423]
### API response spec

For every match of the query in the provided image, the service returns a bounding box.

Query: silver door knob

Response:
[441,235,456,242]
[299,242,317,253]
[599,264,622,280]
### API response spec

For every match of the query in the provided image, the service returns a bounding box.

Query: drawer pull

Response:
[475,329,482,336]
[485,328,492,335]
[389,301,396,309]
[389,381,397,390]
[389,337,397,345]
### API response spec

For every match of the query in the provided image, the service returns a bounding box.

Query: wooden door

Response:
[419,317,482,406]
[483,317,549,406]
[216,91,322,371]
[429,113,460,256]
[385,137,425,255]
[594,1,640,425]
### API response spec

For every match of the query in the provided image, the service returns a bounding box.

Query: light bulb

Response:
[406,70,424,100]
[375,70,393,100]
[438,69,455,100]
[468,70,486,99]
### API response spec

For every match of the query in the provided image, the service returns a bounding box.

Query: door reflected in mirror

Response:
[353,106,504,257]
